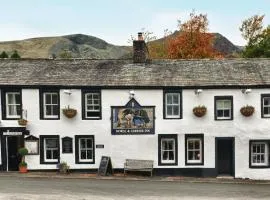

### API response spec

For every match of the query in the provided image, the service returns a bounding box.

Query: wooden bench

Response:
[124,159,154,177]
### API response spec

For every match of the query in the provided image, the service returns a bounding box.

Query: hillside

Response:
[0,33,241,59]
[0,34,132,59]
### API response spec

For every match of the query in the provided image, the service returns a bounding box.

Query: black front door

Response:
[216,138,234,176]
[7,137,20,171]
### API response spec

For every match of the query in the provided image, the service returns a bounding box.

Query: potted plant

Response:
[18,147,28,173]
[193,105,207,117]
[18,119,28,126]
[62,106,77,118]
[58,161,70,174]
[240,105,255,117]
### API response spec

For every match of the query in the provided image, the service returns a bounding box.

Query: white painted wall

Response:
[0,88,269,179]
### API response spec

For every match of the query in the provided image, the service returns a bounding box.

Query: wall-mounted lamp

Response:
[195,89,203,95]
[63,89,72,95]
[129,90,135,99]
[241,89,252,94]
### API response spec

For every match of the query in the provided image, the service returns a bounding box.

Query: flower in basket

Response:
[62,106,77,118]
[193,105,207,117]
[18,118,28,126]
[240,105,255,117]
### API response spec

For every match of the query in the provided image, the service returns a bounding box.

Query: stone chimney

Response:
[133,32,148,63]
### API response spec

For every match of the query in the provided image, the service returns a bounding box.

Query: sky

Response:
[0,0,269,46]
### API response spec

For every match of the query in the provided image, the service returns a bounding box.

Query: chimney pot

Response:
[138,32,144,41]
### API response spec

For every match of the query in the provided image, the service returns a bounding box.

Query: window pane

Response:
[168,141,173,150]
[194,141,200,149]
[167,106,172,115]
[188,141,193,149]
[80,139,86,148]
[46,150,52,159]
[172,106,179,116]
[93,94,99,99]
[94,106,100,111]
[45,94,51,104]
[51,94,58,104]
[195,151,200,160]
[52,105,58,116]
[264,98,270,106]
[52,150,58,159]
[94,100,99,104]
[224,100,231,108]
[168,151,174,160]
[162,151,168,160]
[224,110,230,117]
[46,139,57,148]
[87,139,92,148]
[166,94,172,104]
[81,150,86,159]
[45,105,51,115]
[87,150,93,159]
[217,110,223,117]
[7,94,14,104]
[216,101,223,109]
[173,94,179,104]
[264,107,270,115]
[188,151,193,160]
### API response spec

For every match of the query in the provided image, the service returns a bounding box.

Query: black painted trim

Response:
[81,89,102,120]
[40,135,60,164]
[1,89,22,120]
[215,137,235,176]
[75,135,95,164]
[214,96,234,121]
[163,89,182,119]
[185,134,204,166]
[62,136,73,154]
[261,94,270,118]
[249,140,270,168]
[158,134,178,166]
[39,89,60,120]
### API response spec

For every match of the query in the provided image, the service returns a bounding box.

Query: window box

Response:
[240,105,255,117]
[193,105,207,117]
[62,107,77,118]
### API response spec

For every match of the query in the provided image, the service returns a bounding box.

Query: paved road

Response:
[0,176,270,200]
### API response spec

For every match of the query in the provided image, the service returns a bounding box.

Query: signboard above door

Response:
[111,98,155,135]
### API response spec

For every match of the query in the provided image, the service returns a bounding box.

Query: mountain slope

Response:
[0,33,241,59]
[0,34,132,59]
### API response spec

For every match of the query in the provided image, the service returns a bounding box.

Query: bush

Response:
[0,51,8,58]
[10,50,21,59]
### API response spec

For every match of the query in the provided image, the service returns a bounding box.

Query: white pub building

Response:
[0,36,269,180]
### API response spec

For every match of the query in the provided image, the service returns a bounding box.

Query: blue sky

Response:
[0,0,269,46]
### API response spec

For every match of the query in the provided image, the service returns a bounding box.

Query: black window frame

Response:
[261,94,270,118]
[39,89,60,120]
[40,135,60,164]
[249,140,270,168]
[214,96,233,121]
[185,134,204,166]
[158,134,178,166]
[75,135,95,164]
[81,89,102,120]
[163,89,182,119]
[1,88,22,120]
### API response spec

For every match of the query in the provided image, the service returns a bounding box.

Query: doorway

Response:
[7,136,22,171]
[216,137,234,176]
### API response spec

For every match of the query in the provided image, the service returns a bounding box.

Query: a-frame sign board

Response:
[98,156,113,176]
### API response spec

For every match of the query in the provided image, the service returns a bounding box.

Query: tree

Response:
[59,49,72,59]
[167,11,221,59]
[0,51,8,58]
[10,50,21,59]
[240,15,270,58]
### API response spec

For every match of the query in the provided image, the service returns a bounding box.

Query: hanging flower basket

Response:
[240,105,255,117]
[193,105,207,117]
[18,119,28,126]
[62,107,77,118]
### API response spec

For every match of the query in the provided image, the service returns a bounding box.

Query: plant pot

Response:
[19,166,28,173]
[240,105,255,117]
[193,106,207,117]
[18,119,28,126]
[62,108,77,118]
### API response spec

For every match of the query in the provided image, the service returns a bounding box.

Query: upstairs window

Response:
[82,90,101,119]
[163,90,182,119]
[1,90,22,119]
[261,94,270,118]
[215,96,233,120]
[40,90,60,120]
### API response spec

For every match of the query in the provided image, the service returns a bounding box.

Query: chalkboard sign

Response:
[62,137,73,153]
[98,156,113,176]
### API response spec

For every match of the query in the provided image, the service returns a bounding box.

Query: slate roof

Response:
[0,58,269,88]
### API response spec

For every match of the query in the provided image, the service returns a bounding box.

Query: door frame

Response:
[215,137,235,177]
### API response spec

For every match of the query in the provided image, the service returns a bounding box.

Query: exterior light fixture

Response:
[195,89,203,95]
[63,90,72,95]
[129,90,135,99]
[241,89,252,94]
